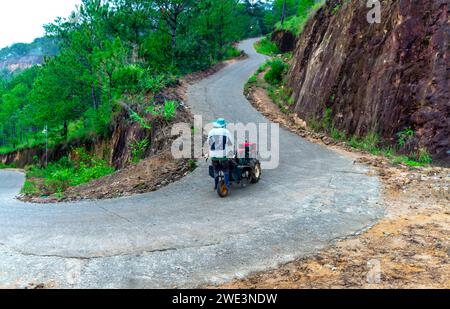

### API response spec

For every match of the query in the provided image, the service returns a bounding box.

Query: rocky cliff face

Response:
[287,0,449,162]
[0,37,59,73]
[0,55,43,72]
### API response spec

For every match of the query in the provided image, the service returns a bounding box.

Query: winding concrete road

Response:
[0,39,383,288]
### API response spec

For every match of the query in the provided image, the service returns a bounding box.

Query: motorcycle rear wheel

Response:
[217,180,229,198]
[250,162,262,184]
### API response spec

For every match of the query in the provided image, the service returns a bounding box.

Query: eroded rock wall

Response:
[287,0,449,161]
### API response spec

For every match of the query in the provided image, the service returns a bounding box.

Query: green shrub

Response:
[248,75,257,84]
[21,179,40,195]
[245,75,258,93]
[322,108,333,131]
[381,147,395,158]
[163,100,177,122]
[23,148,114,196]
[417,148,432,165]
[188,159,197,172]
[112,65,144,95]
[330,127,346,141]
[397,127,414,148]
[307,117,321,132]
[138,71,177,94]
[257,63,269,74]
[247,75,257,86]
[130,138,150,164]
[82,104,113,138]
[223,45,242,60]
[348,132,380,154]
[392,155,408,165]
[143,100,178,123]
[306,108,334,133]
[267,85,293,114]
[264,59,287,86]
[392,155,427,167]
[0,162,16,169]
[131,111,152,130]
[276,1,325,35]
[254,37,280,56]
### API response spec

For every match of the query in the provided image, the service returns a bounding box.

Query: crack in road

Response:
[96,204,136,226]
[0,239,225,261]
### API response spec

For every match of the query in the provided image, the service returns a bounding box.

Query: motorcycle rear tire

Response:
[217,180,229,198]
[250,162,262,184]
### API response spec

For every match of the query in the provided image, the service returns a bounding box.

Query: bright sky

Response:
[0,0,81,49]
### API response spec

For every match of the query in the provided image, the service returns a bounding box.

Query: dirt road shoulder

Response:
[216,79,450,289]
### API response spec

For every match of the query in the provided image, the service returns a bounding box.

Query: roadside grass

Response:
[267,85,294,114]
[244,74,258,93]
[264,59,288,86]
[188,159,198,172]
[222,45,242,60]
[130,138,150,164]
[257,62,269,74]
[254,36,280,56]
[348,132,381,155]
[0,146,15,155]
[306,114,433,167]
[276,0,325,35]
[275,15,309,36]
[21,147,114,197]
[0,162,16,169]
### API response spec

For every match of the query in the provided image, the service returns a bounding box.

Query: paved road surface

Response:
[0,39,383,288]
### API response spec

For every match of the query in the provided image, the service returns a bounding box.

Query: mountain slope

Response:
[0,37,58,74]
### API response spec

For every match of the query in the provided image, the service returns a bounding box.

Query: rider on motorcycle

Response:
[208,118,233,190]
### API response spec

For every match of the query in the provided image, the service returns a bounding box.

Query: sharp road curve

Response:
[0,39,383,288]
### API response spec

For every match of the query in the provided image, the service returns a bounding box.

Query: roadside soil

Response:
[19,81,193,204]
[18,51,248,204]
[22,152,191,203]
[216,77,450,289]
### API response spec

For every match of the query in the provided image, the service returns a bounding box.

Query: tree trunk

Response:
[91,83,97,110]
[98,76,103,107]
[281,0,287,26]
[171,27,177,50]
[217,13,225,60]
[108,72,113,110]
[63,121,68,140]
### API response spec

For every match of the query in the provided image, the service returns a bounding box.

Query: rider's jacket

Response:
[208,127,233,160]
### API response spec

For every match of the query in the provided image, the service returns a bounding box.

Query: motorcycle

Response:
[209,142,262,198]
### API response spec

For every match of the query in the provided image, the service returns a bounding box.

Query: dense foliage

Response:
[22,148,114,197]
[0,0,325,156]
[0,0,277,154]
[254,35,280,56]
[264,58,287,85]
[274,0,324,35]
